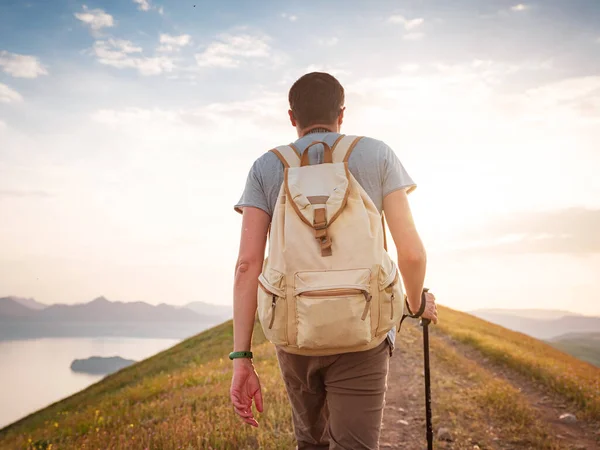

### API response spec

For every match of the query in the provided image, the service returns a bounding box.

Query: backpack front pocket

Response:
[257,271,287,345]
[294,269,372,350]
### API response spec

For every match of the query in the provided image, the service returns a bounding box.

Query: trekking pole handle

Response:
[420,288,430,327]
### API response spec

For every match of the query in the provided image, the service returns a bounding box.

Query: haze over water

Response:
[0,337,178,429]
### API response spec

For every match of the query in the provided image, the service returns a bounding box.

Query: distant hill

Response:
[469,310,600,339]
[470,308,582,320]
[9,297,47,310]
[547,332,600,367]
[0,297,36,318]
[183,301,232,319]
[0,296,222,341]
[70,356,137,375]
[37,296,201,322]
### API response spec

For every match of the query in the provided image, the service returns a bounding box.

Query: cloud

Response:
[133,0,162,14]
[90,92,289,143]
[511,4,529,11]
[92,39,174,76]
[318,37,339,47]
[303,65,350,79]
[0,83,23,103]
[0,51,48,78]
[454,208,600,255]
[344,59,586,132]
[195,33,272,68]
[281,13,298,22]
[516,76,600,122]
[157,33,192,52]
[388,15,424,30]
[96,39,143,55]
[0,119,6,130]
[133,0,151,11]
[74,5,114,34]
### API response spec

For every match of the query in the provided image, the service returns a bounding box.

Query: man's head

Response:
[288,72,345,136]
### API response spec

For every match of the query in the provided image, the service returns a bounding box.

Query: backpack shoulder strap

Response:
[270,145,301,168]
[332,135,364,163]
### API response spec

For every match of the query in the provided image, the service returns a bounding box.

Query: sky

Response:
[1,0,599,315]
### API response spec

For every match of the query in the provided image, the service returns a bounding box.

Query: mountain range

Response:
[0,296,232,340]
[469,308,600,340]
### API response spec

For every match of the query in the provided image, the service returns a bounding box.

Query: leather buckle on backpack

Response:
[314,227,332,257]
[313,208,331,256]
[313,209,327,229]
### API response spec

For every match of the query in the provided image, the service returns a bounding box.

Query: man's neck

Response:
[305,127,333,135]
[299,124,337,137]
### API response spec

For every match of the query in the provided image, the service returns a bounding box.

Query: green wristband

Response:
[229,351,253,360]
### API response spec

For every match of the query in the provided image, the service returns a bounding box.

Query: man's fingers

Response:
[253,387,264,413]
[234,407,253,419]
[234,406,258,426]
[232,400,250,412]
[231,396,250,409]
[244,417,259,427]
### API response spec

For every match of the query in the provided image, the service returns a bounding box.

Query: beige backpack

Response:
[257,135,405,356]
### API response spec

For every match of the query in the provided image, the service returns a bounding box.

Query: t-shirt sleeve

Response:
[234,160,272,216]
[381,142,417,197]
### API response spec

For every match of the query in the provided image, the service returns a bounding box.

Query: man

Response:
[230,72,437,449]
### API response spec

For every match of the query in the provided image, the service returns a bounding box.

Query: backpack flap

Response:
[284,141,350,257]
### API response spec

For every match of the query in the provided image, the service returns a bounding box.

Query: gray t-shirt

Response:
[235,131,416,352]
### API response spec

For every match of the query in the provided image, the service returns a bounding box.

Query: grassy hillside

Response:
[547,333,600,368]
[436,308,600,420]
[1,306,598,449]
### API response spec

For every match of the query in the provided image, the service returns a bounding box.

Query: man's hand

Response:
[421,291,438,324]
[230,359,263,427]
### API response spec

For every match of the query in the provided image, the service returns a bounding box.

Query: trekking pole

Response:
[398,288,434,449]
[420,288,433,450]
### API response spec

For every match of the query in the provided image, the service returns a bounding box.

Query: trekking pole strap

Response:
[398,288,428,332]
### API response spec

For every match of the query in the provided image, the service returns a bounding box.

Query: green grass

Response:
[0,320,295,450]
[426,330,559,449]
[398,322,560,449]
[435,305,600,420]
[547,333,600,368]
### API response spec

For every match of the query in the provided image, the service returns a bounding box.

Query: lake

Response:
[0,337,179,429]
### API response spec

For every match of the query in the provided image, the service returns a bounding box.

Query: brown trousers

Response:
[275,340,391,450]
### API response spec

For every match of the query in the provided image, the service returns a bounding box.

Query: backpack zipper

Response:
[384,272,400,320]
[259,280,280,330]
[299,288,372,321]
[387,272,399,320]
[300,288,364,297]
[361,291,373,321]
[269,294,277,329]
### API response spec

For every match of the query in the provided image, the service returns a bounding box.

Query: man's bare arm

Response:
[233,206,270,353]
[383,189,427,314]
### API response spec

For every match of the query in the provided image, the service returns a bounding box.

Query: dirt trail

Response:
[378,325,600,450]
[379,332,431,450]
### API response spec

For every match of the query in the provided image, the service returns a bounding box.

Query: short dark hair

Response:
[288,72,345,129]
